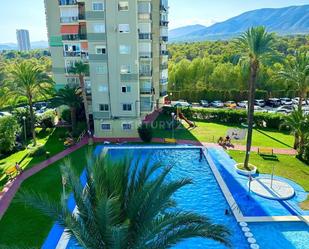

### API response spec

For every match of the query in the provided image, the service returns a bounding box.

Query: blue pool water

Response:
[250,222,309,249]
[66,147,249,249]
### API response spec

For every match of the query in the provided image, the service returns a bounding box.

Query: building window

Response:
[119,45,131,54]
[119,24,130,33]
[118,1,129,11]
[92,2,104,11]
[98,84,108,92]
[99,104,109,111]
[96,45,106,54]
[96,64,107,74]
[122,123,132,130]
[121,85,131,93]
[122,104,132,111]
[120,65,131,74]
[101,123,111,130]
[93,23,105,33]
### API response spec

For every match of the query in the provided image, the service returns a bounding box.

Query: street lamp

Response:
[171,112,175,139]
[22,116,26,143]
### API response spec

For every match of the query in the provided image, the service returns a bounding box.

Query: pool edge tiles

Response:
[207,148,309,224]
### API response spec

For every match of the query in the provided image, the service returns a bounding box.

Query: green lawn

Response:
[0,145,91,248]
[0,128,66,191]
[153,114,294,148]
[228,150,309,207]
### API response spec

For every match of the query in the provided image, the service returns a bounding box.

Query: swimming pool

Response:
[50,147,249,249]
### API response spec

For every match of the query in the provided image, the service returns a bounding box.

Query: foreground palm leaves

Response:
[17,151,230,249]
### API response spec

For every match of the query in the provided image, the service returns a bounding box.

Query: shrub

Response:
[38,110,56,129]
[13,107,34,138]
[61,108,71,123]
[29,146,47,157]
[138,124,153,143]
[0,116,20,154]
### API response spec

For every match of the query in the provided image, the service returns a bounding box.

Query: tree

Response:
[0,116,20,154]
[5,61,54,145]
[70,61,90,132]
[236,27,274,169]
[282,109,309,155]
[53,84,82,132]
[18,153,231,248]
[277,52,309,110]
[138,123,153,142]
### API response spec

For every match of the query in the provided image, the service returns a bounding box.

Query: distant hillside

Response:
[169,25,206,40]
[0,41,48,51]
[170,5,309,42]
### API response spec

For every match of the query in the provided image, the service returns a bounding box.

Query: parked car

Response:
[200,100,209,107]
[237,101,248,108]
[171,100,192,108]
[254,99,266,107]
[276,105,295,114]
[253,106,268,113]
[266,98,281,107]
[0,111,12,117]
[211,101,224,108]
[280,98,293,105]
[292,97,307,105]
[224,101,237,108]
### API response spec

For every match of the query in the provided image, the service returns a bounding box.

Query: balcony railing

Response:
[60,16,79,23]
[161,36,168,42]
[59,0,77,6]
[138,13,152,20]
[160,78,168,84]
[139,33,152,40]
[160,20,169,27]
[63,51,89,59]
[160,50,168,56]
[62,34,87,41]
[139,52,152,59]
[140,88,152,94]
[139,70,152,77]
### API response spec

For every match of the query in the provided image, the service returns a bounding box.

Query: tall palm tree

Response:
[5,61,54,145]
[236,27,274,169]
[18,153,231,248]
[277,52,309,110]
[53,84,83,132]
[282,109,309,155]
[70,61,91,132]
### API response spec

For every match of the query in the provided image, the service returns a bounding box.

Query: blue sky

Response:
[0,0,308,43]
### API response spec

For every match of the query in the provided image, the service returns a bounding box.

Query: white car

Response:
[253,106,268,112]
[211,101,224,108]
[280,98,293,105]
[276,105,295,114]
[237,101,248,108]
[292,97,307,105]
[254,99,266,107]
[0,111,12,117]
[171,101,191,108]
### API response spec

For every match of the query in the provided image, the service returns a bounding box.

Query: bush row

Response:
[169,89,302,103]
[162,106,286,130]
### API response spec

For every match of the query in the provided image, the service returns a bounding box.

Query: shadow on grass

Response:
[152,114,200,142]
[255,129,293,148]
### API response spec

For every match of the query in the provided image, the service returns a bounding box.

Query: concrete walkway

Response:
[0,137,88,219]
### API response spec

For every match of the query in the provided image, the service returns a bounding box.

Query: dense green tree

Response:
[236,26,275,169]
[53,84,82,132]
[4,61,54,145]
[0,116,20,154]
[18,153,231,248]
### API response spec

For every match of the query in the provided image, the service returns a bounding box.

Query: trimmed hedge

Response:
[162,106,286,130]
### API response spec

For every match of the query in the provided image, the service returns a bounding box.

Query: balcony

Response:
[160,50,168,56]
[139,33,152,40]
[62,34,87,41]
[59,0,77,6]
[160,20,169,27]
[160,64,168,70]
[140,70,152,77]
[138,13,152,21]
[139,52,152,59]
[161,36,168,42]
[60,16,79,23]
[63,51,89,59]
[160,78,168,84]
[140,88,152,95]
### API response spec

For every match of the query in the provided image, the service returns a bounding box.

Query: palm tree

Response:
[282,109,309,155]
[53,84,83,132]
[18,153,231,248]
[277,52,309,110]
[236,27,274,169]
[70,61,91,132]
[5,61,54,145]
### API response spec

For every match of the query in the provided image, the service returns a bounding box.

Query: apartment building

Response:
[16,29,31,51]
[44,0,168,138]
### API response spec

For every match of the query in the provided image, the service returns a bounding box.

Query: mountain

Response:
[0,41,48,51]
[169,24,206,40]
[170,5,309,42]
